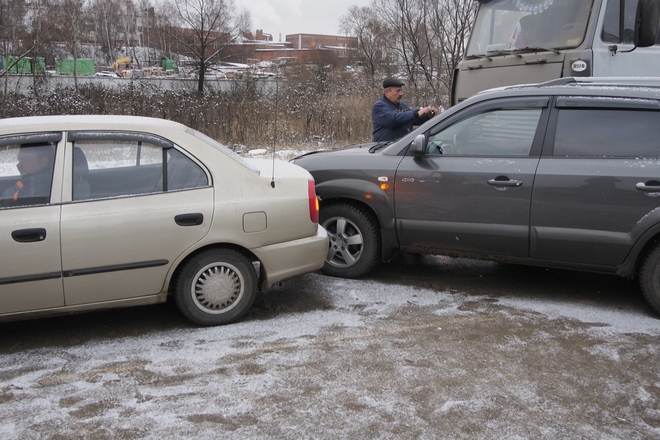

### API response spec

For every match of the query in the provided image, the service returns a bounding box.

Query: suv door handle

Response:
[487,177,523,187]
[12,228,47,243]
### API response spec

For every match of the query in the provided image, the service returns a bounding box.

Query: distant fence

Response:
[0,74,281,93]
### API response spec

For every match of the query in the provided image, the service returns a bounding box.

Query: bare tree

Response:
[135,2,163,64]
[0,0,27,77]
[57,0,89,92]
[339,5,390,83]
[430,0,477,105]
[369,0,476,107]
[162,0,242,92]
[88,0,124,65]
[373,0,431,93]
[1,0,60,96]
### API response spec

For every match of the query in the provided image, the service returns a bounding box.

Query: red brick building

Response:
[231,32,358,66]
[286,33,357,52]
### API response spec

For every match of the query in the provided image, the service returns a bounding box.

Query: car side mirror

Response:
[635,0,660,48]
[411,134,427,157]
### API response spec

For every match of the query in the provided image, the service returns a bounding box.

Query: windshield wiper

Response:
[514,46,560,55]
[369,142,392,153]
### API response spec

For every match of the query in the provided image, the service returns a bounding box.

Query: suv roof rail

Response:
[474,76,660,99]
[535,77,578,87]
[516,76,660,89]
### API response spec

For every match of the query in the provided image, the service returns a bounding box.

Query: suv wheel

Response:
[639,243,660,314]
[320,203,380,278]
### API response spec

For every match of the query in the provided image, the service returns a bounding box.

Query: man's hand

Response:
[418,106,439,118]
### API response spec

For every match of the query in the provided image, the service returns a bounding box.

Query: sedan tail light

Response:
[308,179,319,223]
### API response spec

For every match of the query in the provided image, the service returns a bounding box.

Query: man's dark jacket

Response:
[372,96,425,142]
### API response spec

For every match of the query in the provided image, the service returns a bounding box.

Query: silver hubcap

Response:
[323,216,363,268]
[192,262,244,314]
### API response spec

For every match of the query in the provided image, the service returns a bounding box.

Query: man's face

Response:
[17,148,49,176]
[384,86,404,104]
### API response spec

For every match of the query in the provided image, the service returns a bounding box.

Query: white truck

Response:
[452,0,660,105]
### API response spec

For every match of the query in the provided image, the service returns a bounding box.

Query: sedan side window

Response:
[72,139,164,200]
[427,108,542,156]
[166,148,208,191]
[0,142,56,208]
[72,138,208,201]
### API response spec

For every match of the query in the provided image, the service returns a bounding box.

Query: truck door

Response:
[592,0,660,77]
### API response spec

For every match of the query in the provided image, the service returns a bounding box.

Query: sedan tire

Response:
[175,249,257,326]
[320,203,380,279]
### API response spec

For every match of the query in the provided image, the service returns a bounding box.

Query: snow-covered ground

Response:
[1,261,659,439]
[1,143,659,438]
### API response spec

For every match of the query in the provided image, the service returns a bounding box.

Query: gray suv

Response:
[292,77,660,314]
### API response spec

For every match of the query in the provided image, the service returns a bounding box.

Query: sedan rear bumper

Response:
[254,225,328,291]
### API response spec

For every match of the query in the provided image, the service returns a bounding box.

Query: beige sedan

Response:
[0,115,328,325]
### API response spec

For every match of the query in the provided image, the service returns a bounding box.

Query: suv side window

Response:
[426,108,542,156]
[553,109,660,157]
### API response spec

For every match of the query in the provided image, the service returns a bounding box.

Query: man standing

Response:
[372,77,438,142]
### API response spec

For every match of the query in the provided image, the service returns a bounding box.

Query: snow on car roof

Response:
[0,115,188,133]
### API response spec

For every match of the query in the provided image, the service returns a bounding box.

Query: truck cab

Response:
[452,0,660,105]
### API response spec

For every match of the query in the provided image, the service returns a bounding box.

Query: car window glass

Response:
[426,108,542,156]
[166,148,208,191]
[72,139,164,200]
[553,109,660,157]
[601,0,638,44]
[0,142,56,208]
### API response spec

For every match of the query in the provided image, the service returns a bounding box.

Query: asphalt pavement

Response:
[1,254,659,439]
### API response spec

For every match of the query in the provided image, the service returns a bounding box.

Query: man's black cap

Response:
[383,77,405,88]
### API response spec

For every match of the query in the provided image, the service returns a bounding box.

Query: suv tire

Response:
[639,243,660,314]
[320,203,381,278]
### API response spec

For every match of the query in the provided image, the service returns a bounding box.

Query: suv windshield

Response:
[466,0,593,57]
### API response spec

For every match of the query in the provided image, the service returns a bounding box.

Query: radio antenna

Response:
[270,73,279,188]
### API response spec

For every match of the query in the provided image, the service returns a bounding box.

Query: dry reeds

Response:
[1,67,443,150]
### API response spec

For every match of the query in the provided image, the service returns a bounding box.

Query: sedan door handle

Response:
[487,177,523,187]
[12,228,47,243]
[175,213,204,226]
[636,182,660,193]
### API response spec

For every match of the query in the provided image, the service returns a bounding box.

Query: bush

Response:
[0,69,436,150]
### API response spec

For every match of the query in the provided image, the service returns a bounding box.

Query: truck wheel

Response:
[320,203,380,278]
[639,243,660,315]
[174,249,257,326]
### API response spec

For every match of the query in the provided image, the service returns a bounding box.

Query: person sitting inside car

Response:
[372,77,438,142]
[0,143,55,207]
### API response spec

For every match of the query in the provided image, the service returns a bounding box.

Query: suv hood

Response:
[292,141,388,161]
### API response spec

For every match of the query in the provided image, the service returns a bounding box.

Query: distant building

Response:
[226,32,358,66]
[286,34,358,52]
[255,30,273,42]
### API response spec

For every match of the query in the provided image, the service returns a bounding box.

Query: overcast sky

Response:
[238,0,372,41]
